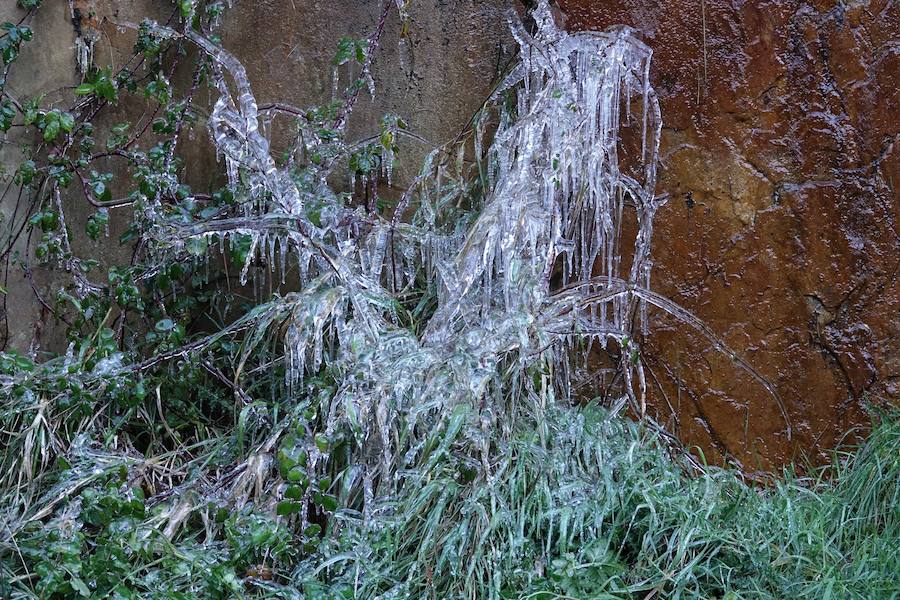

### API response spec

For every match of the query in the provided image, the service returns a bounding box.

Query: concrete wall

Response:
[0,0,519,351]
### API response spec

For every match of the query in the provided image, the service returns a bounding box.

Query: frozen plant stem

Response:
[0,0,790,548]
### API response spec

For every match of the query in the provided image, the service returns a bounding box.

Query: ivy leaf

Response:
[68,576,90,597]
[59,111,75,133]
[179,0,195,18]
[95,77,117,102]
[276,501,302,516]
[42,117,59,141]
[14,159,36,185]
[144,75,171,104]
[0,101,15,131]
[0,24,33,64]
[22,100,39,126]
[333,37,367,66]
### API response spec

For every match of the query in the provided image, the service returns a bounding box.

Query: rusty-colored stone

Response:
[559,0,899,469]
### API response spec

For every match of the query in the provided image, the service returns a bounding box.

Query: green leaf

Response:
[286,467,308,488]
[69,576,90,597]
[59,112,75,133]
[285,485,303,500]
[42,118,59,141]
[95,77,117,102]
[319,493,338,512]
[74,83,95,95]
[0,102,15,131]
[179,0,194,18]
[276,501,302,516]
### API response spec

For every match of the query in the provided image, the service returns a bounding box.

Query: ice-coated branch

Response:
[124,0,790,532]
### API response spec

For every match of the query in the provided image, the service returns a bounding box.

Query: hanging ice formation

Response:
[423,3,665,415]
[146,0,789,524]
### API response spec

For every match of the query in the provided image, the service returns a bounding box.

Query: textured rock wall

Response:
[2,0,896,468]
[0,1,83,352]
[559,0,899,468]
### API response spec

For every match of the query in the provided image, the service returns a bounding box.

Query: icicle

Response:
[267,234,276,273]
[240,232,259,286]
[279,238,288,284]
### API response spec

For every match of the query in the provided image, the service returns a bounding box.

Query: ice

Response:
[123,0,790,527]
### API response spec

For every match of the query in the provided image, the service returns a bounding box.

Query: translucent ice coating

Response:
[142,0,787,528]
[423,2,664,414]
[189,31,303,217]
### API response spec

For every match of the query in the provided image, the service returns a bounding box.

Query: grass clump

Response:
[2,393,897,599]
[293,405,899,600]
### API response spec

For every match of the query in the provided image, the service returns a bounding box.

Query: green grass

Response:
[295,405,899,600]
[5,392,895,599]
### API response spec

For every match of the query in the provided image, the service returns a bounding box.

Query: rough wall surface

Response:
[0,0,518,350]
[1,1,896,468]
[0,1,82,352]
[559,0,899,468]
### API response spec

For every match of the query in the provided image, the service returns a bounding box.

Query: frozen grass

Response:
[2,392,896,599]
[289,404,899,600]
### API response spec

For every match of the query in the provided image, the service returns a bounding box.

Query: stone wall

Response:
[1,0,896,468]
[560,0,899,468]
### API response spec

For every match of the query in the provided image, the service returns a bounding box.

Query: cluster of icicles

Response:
[147,1,788,528]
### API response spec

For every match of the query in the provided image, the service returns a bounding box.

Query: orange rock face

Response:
[559,0,899,469]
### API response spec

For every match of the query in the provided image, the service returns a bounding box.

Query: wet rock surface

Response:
[559,0,899,468]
